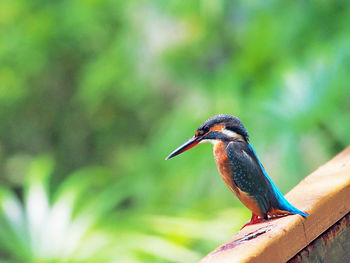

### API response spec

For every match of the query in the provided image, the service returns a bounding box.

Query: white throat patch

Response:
[200,139,220,145]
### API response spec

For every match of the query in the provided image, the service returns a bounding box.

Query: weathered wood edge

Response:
[289,211,350,263]
[199,146,350,263]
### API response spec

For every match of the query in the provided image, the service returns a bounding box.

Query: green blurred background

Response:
[1,0,350,262]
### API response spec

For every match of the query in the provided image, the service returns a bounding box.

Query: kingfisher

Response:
[166,114,307,228]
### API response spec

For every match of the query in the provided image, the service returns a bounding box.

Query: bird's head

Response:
[166,114,249,160]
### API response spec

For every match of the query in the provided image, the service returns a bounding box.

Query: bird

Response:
[166,114,307,228]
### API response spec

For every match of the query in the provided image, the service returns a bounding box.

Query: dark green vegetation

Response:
[1,0,350,262]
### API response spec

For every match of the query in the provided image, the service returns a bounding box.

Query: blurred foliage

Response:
[0,0,350,262]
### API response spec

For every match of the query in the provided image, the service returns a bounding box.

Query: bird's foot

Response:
[241,214,266,230]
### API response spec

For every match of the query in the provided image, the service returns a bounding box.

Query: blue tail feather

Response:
[248,143,308,217]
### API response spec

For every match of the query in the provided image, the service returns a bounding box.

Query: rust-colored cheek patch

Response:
[210,124,225,132]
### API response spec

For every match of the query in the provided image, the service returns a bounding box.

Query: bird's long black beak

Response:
[166,136,201,160]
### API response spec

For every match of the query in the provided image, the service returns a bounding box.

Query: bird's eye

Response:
[196,127,209,136]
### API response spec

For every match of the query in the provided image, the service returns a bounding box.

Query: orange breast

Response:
[213,141,264,217]
[213,141,238,194]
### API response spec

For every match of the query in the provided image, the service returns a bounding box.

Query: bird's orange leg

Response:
[241,213,266,229]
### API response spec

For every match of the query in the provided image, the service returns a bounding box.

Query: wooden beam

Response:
[289,212,350,263]
[200,146,350,263]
